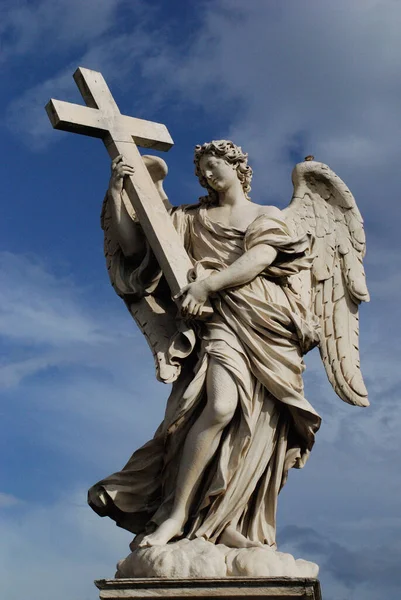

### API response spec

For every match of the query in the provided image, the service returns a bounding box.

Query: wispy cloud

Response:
[2,0,157,149]
[0,251,165,469]
[0,260,164,600]
[0,252,111,347]
[122,0,401,211]
[280,524,401,600]
[2,3,400,599]
[0,488,132,600]
[0,0,127,60]
[0,491,22,508]
[5,32,159,149]
[8,0,401,230]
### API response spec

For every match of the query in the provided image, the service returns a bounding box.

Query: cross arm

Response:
[45,100,173,150]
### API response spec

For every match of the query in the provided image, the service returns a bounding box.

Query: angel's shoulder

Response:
[171,202,200,214]
[256,204,282,218]
[170,203,200,222]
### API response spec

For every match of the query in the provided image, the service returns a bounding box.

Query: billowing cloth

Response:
[88,205,321,547]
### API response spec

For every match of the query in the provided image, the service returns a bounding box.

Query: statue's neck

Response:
[217,181,247,207]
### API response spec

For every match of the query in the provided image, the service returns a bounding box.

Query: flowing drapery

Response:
[88,205,321,547]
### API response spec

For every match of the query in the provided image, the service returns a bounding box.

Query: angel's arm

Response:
[178,244,277,316]
[108,155,145,257]
[208,245,278,292]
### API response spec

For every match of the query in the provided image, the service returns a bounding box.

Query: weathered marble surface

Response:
[95,577,322,599]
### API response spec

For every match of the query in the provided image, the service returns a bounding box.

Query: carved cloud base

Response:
[95,577,322,599]
[114,538,319,579]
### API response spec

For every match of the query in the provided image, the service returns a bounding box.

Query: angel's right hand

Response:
[109,155,135,197]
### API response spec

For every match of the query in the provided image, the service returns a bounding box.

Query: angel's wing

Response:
[283,160,369,407]
[101,155,195,384]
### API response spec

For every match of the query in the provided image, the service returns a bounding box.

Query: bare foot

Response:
[138,517,184,547]
[219,525,264,549]
[129,533,146,551]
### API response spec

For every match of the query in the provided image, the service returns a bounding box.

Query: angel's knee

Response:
[206,360,238,426]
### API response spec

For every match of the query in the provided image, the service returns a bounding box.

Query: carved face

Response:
[198,154,238,192]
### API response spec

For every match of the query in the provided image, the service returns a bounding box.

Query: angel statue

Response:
[88,140,369,577]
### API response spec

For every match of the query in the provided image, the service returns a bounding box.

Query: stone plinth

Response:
[95,578,322,599]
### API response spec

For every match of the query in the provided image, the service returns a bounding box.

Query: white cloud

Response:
[130,0,401,209]
[3,3,401,597]
[3,0,157,150]
[279,523,401,600]
[0,488,132,600]
[0,251,166,466]
[5,32,158,150]
[9,0,401,233]
[0,492,22,508]
[0,257,164,600]
[0,252,111,346]
[0,0,126,60]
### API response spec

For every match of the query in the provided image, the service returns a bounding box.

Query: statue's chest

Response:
[190,229,244,266]
[206,207,260,231]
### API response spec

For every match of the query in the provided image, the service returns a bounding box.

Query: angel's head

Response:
[194,140,253,206]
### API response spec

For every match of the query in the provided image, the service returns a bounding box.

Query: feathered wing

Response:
[101,155,195,384]
[283,160,370,407]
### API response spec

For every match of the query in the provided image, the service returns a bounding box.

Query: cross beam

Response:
[45,67,205,310]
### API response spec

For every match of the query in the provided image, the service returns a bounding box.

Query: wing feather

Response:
[283,160,369,407]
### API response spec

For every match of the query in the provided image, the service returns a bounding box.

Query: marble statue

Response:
[88,142,369,577]
[46,68,369,579]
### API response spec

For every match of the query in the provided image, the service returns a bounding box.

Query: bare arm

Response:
[108,155,145,257]
[207,245,277,293]
[178,244,278,317]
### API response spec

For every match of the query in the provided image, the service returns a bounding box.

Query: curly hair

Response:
[194,140,253,206]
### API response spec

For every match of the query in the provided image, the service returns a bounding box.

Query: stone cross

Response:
[45,67,205,309]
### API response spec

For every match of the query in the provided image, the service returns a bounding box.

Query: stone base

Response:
[115,539,319,579]
[95,577,322,599]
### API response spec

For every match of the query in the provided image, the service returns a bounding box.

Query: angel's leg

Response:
[139,358,238,547]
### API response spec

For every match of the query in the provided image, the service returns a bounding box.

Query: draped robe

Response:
[88,203,321,548]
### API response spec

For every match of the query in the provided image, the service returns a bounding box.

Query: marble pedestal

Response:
[95,578,322,599]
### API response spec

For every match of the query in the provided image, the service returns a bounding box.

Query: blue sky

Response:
[1,1,400,599]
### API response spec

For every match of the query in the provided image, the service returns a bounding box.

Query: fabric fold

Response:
[89,203,321,546]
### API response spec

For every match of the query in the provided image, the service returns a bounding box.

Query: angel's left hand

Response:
[175,279,212,317]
